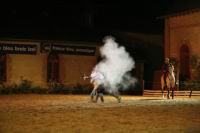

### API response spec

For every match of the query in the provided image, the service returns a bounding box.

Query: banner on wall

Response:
[41,43,96,56]
[0,44,37,54]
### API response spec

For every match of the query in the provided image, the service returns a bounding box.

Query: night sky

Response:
[0,0,199,41]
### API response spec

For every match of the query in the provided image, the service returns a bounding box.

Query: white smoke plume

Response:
[92,36,136,92]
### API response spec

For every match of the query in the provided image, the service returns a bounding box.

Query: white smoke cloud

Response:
[92,36,136,92]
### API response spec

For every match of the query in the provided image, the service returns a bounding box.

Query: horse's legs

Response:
[161,87,164,98]
[162,85,168,99]
[171,86,175,99]
[161,77,165,99]
[171,88,174,99]
[167,89,170,99]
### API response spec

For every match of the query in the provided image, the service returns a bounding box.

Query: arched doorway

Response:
[47,53,59,82]
[0,54,6,83]
[180,44,190,81]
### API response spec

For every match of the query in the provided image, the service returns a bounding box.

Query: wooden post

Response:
[142,80,145,96]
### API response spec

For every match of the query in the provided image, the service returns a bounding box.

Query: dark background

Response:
[1,0,199,41]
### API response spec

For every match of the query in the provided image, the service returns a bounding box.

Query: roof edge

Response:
[157,8,200,19]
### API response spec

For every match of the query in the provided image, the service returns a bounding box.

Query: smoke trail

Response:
[92,36,136,92]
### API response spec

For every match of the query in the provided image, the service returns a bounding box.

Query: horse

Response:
[161,65,176,99]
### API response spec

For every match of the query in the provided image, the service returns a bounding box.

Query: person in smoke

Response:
[84,70,105,102]
[162,57,171,85]
[95,84,105,103]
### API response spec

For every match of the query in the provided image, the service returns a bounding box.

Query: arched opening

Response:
[47,53,59,82]
[0,54,6,83]
[180,44,190,81]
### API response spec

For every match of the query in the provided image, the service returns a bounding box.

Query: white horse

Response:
[161,65,176,99]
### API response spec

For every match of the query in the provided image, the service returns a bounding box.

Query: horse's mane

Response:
[168,64,175,75]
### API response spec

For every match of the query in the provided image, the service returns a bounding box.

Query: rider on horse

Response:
[162,58,173,86]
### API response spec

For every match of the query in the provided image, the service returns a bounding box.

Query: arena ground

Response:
[0,94,200,133]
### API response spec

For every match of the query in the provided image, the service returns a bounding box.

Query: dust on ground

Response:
[0,94,200,133]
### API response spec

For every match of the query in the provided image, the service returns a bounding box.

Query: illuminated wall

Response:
[164,10,200,81]
[59,55,97,87]
[0,40,99,88]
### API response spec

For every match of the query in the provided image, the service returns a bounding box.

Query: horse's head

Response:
[169,65,175,74]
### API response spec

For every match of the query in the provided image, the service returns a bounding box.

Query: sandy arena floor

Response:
[0,94,200,133]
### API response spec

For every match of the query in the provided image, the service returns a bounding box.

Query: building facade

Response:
[164,9,200,85]
[0,39,99,88]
